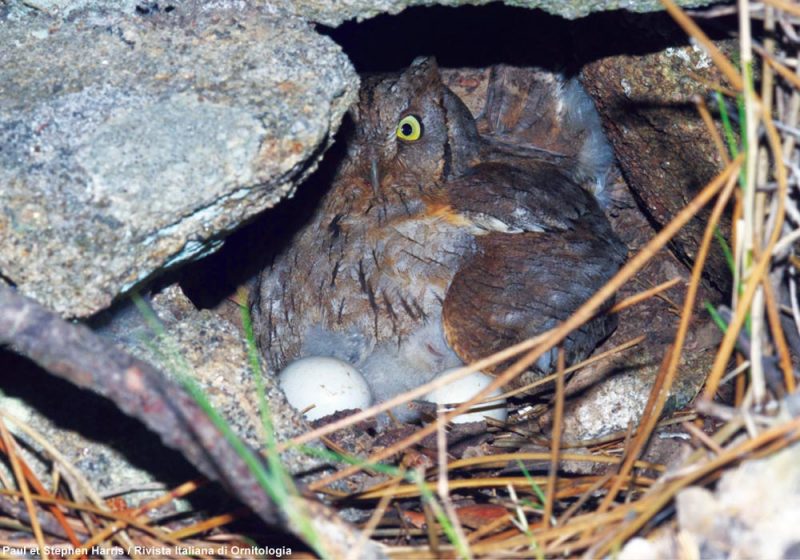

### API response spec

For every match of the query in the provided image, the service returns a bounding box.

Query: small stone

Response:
[676,487,719,536]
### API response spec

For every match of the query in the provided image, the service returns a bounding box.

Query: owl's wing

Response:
[478,65,613,190]
[442,230,620,376]
[479,65,569,147]
[441,164,626,377]
[443,161,610,234]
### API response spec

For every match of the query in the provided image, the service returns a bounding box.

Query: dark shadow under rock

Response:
[0,350,194,500]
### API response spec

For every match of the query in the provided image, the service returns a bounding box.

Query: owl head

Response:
[345,57,481,196]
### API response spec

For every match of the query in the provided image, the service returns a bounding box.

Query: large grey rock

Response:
[289,0,724,27]
[7,0,730,26]
[0,3,358,317]
[582,39,735,294]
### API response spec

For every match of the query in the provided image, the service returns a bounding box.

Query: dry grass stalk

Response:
[662,0,745,90]
[493,335,646,402]
[0,419,48,558]
[0,420,82,549]
[0,410,134,551]
[543,349,565,527]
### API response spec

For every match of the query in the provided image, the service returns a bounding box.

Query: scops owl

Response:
[251,57,626,419]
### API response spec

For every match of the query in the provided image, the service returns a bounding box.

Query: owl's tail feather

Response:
[479,66,614,205]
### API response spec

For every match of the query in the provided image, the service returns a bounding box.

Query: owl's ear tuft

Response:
[404,56,442,90]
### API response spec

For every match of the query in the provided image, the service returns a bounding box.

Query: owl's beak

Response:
[369,155,381,195]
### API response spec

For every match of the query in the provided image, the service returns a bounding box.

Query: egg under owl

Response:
[250,57,626,420]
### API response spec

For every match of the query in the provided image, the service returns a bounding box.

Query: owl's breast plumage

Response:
[254,194,477,371]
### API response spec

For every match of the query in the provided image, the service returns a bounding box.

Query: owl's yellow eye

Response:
[396,115,423,142]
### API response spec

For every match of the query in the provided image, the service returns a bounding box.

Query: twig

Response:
[762,0,800,18]
[0,286,376,558]
[435,410,471,559]
[0,410,130,551]
[695,95,731,165]
[0,421,82,547]
[555,473,614,530]
[445,452,664,475]
[543,349,565,528]
[0,494,84,541]
[608,278,684,314]
[166,508,248,541]
[681,421,725,455]
[494,335,645,402]
[740,0,766,403]
[761,275,796,392]
[350,477,402,560]
[0,420,48,559]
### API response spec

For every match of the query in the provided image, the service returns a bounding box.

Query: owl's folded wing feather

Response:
[441,163,626,379]
[444,161,611,235]
[478,65,614,190]
[479,65,567,146]
[442,230,622,378]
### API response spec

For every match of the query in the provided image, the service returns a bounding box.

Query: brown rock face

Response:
[581,38,735,294]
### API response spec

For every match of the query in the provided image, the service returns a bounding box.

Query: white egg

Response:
[278,356,373,421]
[424,368,508,424]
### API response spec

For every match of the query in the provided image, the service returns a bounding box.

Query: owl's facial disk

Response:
[350,57,475,195]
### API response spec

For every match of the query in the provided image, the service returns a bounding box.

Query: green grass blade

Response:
[704,301,728,334]
[516,460,546,509]
[714,226,736,273]
[715,91,739,161]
